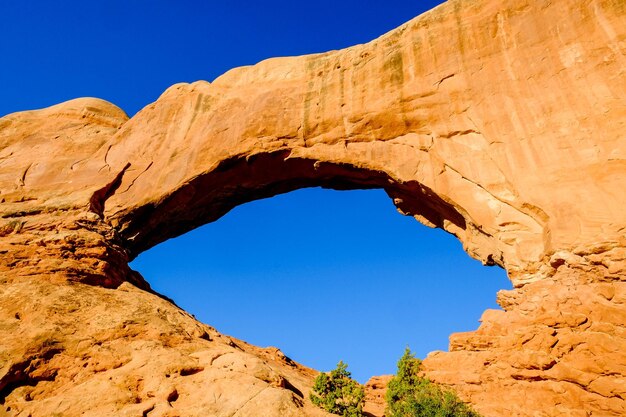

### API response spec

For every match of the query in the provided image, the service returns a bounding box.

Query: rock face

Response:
[363,375,393,417]
[1,0,625,416]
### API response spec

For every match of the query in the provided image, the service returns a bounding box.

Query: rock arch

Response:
[0,0,625,415]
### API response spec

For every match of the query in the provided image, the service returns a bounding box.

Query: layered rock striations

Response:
[1,0,625,415]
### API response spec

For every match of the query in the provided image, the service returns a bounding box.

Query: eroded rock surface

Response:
[1,0,625,415]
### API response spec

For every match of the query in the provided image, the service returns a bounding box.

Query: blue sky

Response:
[1,1,511,383]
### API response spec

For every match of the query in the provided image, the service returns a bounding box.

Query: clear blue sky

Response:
[1,1,511,383]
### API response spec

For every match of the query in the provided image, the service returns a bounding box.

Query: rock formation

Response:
[1,0,625,415]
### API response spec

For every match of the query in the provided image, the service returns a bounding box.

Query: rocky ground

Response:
[0,274,333,417]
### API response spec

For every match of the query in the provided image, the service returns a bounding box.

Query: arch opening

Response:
[130,186,511,383]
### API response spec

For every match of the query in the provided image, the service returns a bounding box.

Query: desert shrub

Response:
[386,348,482,417]
[310,360,365,417]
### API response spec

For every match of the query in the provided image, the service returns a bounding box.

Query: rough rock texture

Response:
[1,0,625,416]
[0,278,329,417]
[363,375,392,417]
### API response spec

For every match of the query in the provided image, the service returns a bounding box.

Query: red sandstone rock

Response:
[1,0,625,416]
[363,375,392,416]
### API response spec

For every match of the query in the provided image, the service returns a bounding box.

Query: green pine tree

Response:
[310,361,365,417]
[385,348,482,417]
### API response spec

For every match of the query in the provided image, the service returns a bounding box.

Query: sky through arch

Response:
[131,187,510,383]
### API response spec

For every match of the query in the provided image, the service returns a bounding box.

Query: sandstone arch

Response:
[1,0,625,415]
